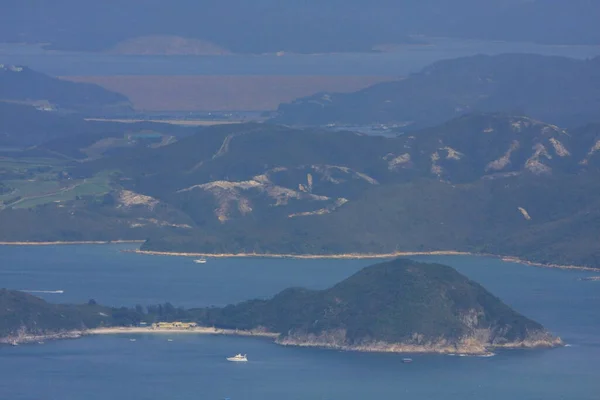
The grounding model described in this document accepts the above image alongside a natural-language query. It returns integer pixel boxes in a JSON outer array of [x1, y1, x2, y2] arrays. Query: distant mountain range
[[0, 65, 132, 115], [2, 114, 599, 268], [0, 65, 199, 148], [1, 1, 598, 53], [273, 54, 600, 129]]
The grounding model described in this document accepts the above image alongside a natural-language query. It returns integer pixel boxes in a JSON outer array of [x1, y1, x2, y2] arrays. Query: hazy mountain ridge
[[1, 1, 598, 53], [0, 65, 132, 115], [273, 54, 600, 129]]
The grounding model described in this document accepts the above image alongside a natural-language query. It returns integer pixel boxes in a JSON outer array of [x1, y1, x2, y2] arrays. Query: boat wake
[[22, 290, 64, 294]]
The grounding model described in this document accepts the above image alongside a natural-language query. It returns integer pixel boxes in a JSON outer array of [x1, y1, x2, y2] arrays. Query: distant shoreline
[[0, 240, 145, 246], [0, 241, 596, 271], [131, 249, 598, 272]]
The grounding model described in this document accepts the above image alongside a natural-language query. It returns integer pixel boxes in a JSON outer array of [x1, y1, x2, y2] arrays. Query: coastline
[[0, 240, 145, 246], [0, 326, 564, 356], [275, 328, 563, 356], [0, 240, 596, 271], [6, 326, 560, 356], [275, 337, 563, 356], [131, 249, 598, 272], [86, 326, 278, 339], [1, 330, 84, 345]]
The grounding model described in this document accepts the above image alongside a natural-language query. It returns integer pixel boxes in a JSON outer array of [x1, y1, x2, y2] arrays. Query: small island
[[1, 259, 562, 354]]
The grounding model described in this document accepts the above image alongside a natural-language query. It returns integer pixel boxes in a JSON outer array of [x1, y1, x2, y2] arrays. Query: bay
[[0, 244, 599, 400]]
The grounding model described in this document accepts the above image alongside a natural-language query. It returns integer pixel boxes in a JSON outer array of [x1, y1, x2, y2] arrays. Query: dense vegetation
[[0, 289, 121, 337], [0, 289, 198, 339], [196, 259, 551, 346], [273, 54, 600, 129], [1, 259, 555, 349], [2, 114, 600, 268]]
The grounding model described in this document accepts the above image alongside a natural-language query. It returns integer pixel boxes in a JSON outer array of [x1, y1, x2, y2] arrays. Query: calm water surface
[[0, 244, 599, 400], [1, 38, 600, 76]]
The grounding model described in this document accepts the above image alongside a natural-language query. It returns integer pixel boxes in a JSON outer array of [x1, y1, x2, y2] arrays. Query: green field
[[1, 156, 114, 209], [10, 174, 113, 209]]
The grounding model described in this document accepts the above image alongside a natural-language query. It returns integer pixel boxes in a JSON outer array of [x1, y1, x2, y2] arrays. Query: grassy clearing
[[0, 180, 61, 201], [0, 157, 68, 170], [9, 173, 113, 209]]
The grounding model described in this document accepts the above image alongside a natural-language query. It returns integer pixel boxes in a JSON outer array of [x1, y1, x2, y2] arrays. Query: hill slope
[[199, 259, 561, 354], [3, 116, 600, 268], [0, 289, 114, 342], [0, 64, 132, 115], [273, 54, 600, 129]]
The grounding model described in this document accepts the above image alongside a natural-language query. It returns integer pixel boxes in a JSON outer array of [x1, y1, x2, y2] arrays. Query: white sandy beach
[[87, 326, 278, 338]]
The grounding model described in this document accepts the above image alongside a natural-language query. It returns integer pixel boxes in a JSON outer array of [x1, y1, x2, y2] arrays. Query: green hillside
[[197, 259, 560, 353], [2, 115, 600, 268]]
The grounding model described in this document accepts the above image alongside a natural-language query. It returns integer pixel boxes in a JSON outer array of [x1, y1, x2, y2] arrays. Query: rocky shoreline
[[0, 330, 84, 346], [275, 330, 564, 356], [2, 326, 562, 357]]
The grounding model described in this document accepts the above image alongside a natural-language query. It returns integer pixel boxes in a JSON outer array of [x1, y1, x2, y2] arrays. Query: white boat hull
[[226, 355, 248, 362]]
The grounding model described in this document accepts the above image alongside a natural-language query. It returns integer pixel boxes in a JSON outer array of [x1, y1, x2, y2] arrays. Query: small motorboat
[[193, 258, 207, 264], [402, 358, 413, 363], [226, 353, 248, 362]]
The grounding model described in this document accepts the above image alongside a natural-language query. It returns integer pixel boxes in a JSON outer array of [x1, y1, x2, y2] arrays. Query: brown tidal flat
[[60, 75, 398, 111]]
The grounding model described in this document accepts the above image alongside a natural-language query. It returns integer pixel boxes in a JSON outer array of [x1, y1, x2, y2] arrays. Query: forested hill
[[0, 259, 562, 353], [272, 54, 600, 129], [198, 259, 560, 353], [2, 115, 600, 268], [0, 289, 110, 340]]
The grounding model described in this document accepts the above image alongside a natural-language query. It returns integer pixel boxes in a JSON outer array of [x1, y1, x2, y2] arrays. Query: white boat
[[226, 354, 248, 362], [193, 258, 207, 264]]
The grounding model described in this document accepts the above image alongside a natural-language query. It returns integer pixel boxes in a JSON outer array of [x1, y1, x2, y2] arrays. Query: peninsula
[[1, 259, 562, 354]]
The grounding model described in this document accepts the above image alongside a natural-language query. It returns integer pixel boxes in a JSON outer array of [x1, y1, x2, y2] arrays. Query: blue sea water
[[1, 38, 600, 77], [0, 244, 599, 400]]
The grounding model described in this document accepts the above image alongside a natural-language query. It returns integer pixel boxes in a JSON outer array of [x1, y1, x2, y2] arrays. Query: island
[[1, 259, 562, 354]]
